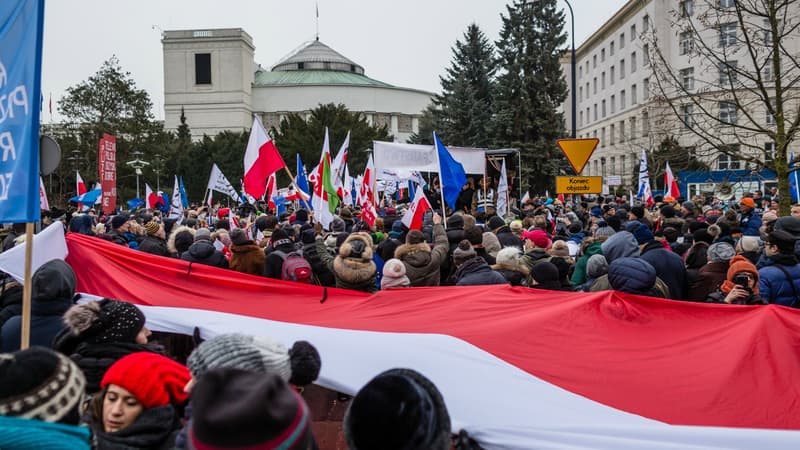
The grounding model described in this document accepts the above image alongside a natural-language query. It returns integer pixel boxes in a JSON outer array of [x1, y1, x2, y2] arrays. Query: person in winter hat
[[530, 260, 564, 291], [706, 255, 765, 305], [1, 259, 76, 351], [264, 227, 298, 279], [758, 230, 800, 306], [688, 242, 735, 301], [578, 254, 608, 292], [607, 257, 666, 298], [520, 229, 553, 270], [0, 347, 91, 449], [228, 228, 265, 276], [344, 368, 452, 450], [300, 228, 336, 287], [453, 240, 508, 286], [181, 228, 229, 269], [317, 232, 378, 292], [190, 368, 317, 450], [735, 236, 762, 265], [628, 221, 688, 300], [382, 258, 411, 289], [138, 220, 169, 257], [53, 299, 156, 394], [393, 213, 449, 286], [167, 225, 195, 258], [87, 352, 189, 449], [464, 225, 496, 265], [491, 247, 530, 286]]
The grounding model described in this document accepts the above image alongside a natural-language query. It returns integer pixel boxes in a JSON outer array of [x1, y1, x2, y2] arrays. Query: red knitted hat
[[101, 352, 190, 409]]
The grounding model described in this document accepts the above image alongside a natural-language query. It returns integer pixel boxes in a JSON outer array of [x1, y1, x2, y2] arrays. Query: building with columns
[[162, 28, 433, 142], [562, 0, 798, 197]]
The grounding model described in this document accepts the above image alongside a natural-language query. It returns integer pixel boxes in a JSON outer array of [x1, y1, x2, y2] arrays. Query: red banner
[[98, 133, 116, 214]]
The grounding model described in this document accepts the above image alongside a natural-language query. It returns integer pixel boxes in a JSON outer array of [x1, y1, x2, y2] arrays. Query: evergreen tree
[[437, 23, 496, 147], [492, 0, 568, 194]]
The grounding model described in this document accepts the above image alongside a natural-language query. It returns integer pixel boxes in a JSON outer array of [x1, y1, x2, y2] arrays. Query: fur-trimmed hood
[[333, 256, 377, 285], [394, 242, 432, 267], [167, 225, 195, 254], [338, 233, 373, 261]]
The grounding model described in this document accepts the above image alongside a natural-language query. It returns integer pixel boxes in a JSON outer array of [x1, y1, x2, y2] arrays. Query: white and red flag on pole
[[311, 128, 335, 229], [243, 117, 286, 200], [39, 177, 49, 210], [145, 184, 162, 209], [266, 173, 277, 211], [76, 172, 87, 210], [331, 131, 350, 198], [401, 184, 431, 230], [664, 161, 681, 199]]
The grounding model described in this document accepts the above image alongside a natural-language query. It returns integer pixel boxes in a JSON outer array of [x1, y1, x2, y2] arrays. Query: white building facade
[[162, 29, 433, 142], [563, 0, 799, 195]]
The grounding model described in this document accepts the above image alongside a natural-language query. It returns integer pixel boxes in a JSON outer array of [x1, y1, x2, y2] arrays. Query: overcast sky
[[41, 0, 628, 122]]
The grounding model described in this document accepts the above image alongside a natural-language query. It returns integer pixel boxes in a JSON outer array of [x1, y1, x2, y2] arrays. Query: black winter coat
[[454, 257, 508, 286], [303, 241, 336, 286], [139, 236, 170, 257], [495, 226, 523, 250], [181, 240, 229, 269], [263, 242, 298, 279], [640, 241, 688, 300]]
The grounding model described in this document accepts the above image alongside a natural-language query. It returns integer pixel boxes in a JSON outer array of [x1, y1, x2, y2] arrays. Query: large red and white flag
[[311, 128, 335, 229], [145, 183, 162, 209], [401, 185, 431, 230], [331, 131, 350, 198], [664, 161, 681, 199], [76, 171, 87, 210], [265, 173, 277, 211], [243, 117, 286, 200], [54, 232, 800, 450]]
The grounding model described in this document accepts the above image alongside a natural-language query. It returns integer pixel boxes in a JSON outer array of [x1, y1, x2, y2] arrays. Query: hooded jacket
[[600, 231, 640, 263], [394, 224, 448, 287], [181, 240, 229, 269], [454, 256, 508, 286], [607, 257, 665, 297], [688, 261, 729, 302], [495, 225, 523, 250], [570, 240, 603, 285], [639, 240, 688, 300], [139, 235, 169, 257], [263, 239, 297, 279], [1, 260, 75, 351], [319, 233, 378, 293], [229, 241, 265, 276], [167, 226, 195, 258], [758, 254, 800, 306]]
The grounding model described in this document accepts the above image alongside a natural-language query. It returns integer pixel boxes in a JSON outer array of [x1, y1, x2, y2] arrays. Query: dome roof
[[271, 39, 365, 75]]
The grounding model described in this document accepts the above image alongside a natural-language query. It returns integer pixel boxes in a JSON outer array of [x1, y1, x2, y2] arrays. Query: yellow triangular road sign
[[557, 138, 599, 175]]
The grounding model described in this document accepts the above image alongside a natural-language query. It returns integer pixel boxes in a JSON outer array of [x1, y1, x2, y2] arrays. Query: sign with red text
[[98, 134, 117, 214]]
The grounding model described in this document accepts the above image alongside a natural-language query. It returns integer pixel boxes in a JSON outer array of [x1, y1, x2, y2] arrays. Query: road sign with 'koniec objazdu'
[[557, 138, 599, 174], [556, 176, 603, 194]]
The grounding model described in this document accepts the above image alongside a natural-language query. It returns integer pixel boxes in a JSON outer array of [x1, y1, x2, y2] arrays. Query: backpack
[[273, 249, 314, 284]]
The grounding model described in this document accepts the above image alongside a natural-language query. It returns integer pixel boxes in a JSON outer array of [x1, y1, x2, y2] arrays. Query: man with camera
[[706, 255, 766, 305]]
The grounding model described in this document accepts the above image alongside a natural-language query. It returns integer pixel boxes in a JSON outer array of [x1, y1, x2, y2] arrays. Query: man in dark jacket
[[452, 240, 507, 286], [300, 229, 335, 286], [464, 225, 496, 265], [759, 230, 800, 306], [627, 221, 687, 300], [1, 260, 76, 351], [608, 257, 666, 298], [739, 198, 762, 237], [138, 220, 169, 257], [263, 228, 296, 279], [181, 228, 229, 269], [394, 213, 448, 286], [488, 216, 523, 250]]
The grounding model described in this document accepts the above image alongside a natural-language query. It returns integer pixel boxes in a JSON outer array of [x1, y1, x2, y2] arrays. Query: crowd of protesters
[[1, 180, 800, 448]]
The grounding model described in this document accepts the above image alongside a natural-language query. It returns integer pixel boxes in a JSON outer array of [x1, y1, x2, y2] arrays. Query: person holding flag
[[395, 209, 449, 287]]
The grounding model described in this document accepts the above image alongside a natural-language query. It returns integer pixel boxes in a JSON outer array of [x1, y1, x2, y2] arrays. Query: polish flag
[[664, 161, 681, 199], [331, 131, 350, 198], [76, 172, 87, 210], [56, 232, 800, 450], [39, 177, 50, 210], [311, 128, 335, 229], [401, 185, 431, 230], [243, 117, 286, 200], [266, 173, 277, 211], [145, 184, 163, 209], [285, 186, 310, 202]]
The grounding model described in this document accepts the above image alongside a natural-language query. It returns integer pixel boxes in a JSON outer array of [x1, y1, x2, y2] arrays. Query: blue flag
[[790, 153, 800, 203], [127, 198, 145, 210], [0, 0, 46, 222], [179, 176, 189, 207], [434, 132, 467, 211], [296, 154, 312, 210], [273, 195, 287, 216], [70, 188, 102, 205], [395, 182, 401, 202], [408, 180, 416, 203]]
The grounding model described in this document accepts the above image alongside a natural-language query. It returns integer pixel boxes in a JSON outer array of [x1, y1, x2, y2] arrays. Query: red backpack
[[273, 249, 314, 284]]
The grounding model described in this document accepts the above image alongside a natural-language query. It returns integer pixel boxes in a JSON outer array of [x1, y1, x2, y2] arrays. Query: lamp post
[[126, 150, 149, 199]]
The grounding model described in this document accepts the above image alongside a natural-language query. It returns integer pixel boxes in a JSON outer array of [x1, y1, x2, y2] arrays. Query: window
[[643, 15, 650, 33], [680, 31, 694, 55], [682, 104, 695, 129], [620, 33, 625, 49], [611, 94, 616, 113], [602, 72, 606, 89], [586, 61, 590, 73], [719, 61, 738, 84], [594, 160, 599, 176], [766, 105, 776, 125], [680, 0, 694, 17], [610, 125, 616, 145], [594, 103, 598, 121], [643, 44, 650, 66], [610, 65, 615, 84], [586, 82, 590, 97], [610, 41, 615, 56], [630, 116, 637, 139], [720, 23, 737, 47], [601, 48, 606, 62], [719, 101, 738, 124], [680, 67, 695, 90], [621, 90, 627, 109], [587, 107, 590, 122], [579, 65, 583, 79], [593, 77, 597, 94], [720, 0, 735, 8], [579, 86, 584, 102], [762, 64, 774, 82], [579, 110, 584, 126], [593, 54, 597, 68], [602, 100, 607, 118], [631, 25, 637, 41], [765, 142, 776, 164], [717, 152, 741, 170], [643, 110, 650, 137], [763, 18, 773, 45], [194, 53, 212, 85], [632, 84, 638, 104], [621, 154, 627, 173], [620, 121, 626, 143], [620, 59, 626, 79], [631, 52, 637, 73], [643, 78, 650, 99]]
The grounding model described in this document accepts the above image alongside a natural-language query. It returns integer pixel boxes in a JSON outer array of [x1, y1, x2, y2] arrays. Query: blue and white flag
[[0, 0, 46, 222], [434, 132, 467, 211], [179, 176, 189, 208], [70, 188, 102, 206], [296, 154, 312, 210], [637, 148, 654, 207], [789, 153, 800, 203]]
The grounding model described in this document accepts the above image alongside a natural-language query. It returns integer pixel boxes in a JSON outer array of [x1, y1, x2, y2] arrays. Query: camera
[[732, 274, 752, 293]]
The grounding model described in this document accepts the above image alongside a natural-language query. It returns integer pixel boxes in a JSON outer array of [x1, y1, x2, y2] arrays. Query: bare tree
[[647, 0, 799, 213]]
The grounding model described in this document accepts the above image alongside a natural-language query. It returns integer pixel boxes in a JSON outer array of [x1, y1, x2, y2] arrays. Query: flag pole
[[19, 223, 34, 349], [282, 166, 313, 212]]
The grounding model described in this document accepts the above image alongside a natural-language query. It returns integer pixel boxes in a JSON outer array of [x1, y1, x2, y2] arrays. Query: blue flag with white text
[[434, 132, 467, 211], [296, 154, 312, 210], [0, 0, 46, 222]]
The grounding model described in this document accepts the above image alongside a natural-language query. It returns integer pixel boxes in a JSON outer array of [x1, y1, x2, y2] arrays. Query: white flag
[[637, 148, 654, 207], [169, 175, 184, 223], [343, 164, 354, 207], [207, 163, 240, 202], [331, 131, 350, 194], [496, 159, 509, 217], [39, 177, 49, 211]]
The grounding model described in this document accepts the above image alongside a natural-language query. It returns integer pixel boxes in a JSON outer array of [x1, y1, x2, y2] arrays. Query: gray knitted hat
[[187, 333, 292, 382], [586, 254, 609, 278], [594, 226, 616, 238], [708, 242, 736, 263]]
